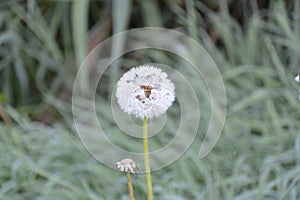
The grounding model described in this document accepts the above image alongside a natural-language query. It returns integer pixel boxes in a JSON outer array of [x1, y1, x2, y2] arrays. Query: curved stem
[[143, 117, 153, 200], [126, 171, 135, 200]]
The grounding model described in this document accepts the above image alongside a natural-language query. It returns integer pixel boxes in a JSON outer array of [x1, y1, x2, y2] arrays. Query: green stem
[[126, 171, 135, 200], [143, 117, 153, 200]]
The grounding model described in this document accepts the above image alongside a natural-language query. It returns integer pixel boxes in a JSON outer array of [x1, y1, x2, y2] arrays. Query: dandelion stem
[[126, 171, 135, 200], [143, 117, 153, 200]]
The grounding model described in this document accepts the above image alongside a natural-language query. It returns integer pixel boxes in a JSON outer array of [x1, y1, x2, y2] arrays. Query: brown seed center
[[140, 85, 153, 98]]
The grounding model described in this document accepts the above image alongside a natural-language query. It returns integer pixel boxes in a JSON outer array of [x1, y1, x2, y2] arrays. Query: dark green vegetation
[[0, 1, 299, 199]]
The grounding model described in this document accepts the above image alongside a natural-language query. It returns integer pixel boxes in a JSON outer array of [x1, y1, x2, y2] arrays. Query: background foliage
[[0, 0, 299, 199]]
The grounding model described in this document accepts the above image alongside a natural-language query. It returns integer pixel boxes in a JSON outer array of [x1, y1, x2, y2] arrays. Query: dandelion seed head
[[115, 65, 175, 119], [115, 158, 138, 174]]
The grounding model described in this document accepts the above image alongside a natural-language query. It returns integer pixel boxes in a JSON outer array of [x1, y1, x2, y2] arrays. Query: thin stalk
[[143, 117, 153, 200], [126, 171, 135, 200]]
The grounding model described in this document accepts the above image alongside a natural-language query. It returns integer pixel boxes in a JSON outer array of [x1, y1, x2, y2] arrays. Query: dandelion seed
[[295, 75, 300, 83], [295, 75, 300, 101], [115, 65, 175, 119]]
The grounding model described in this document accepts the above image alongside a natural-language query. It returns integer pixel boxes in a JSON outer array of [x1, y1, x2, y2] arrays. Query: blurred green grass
[[0, 0, 300, 199]]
